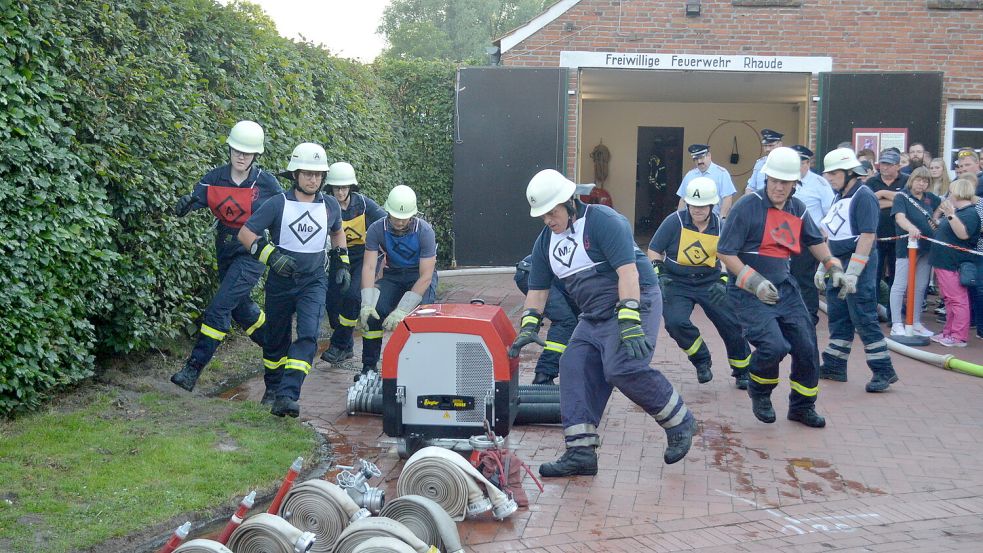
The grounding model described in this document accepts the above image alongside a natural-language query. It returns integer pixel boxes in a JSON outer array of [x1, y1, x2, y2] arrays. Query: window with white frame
[[944, 101, 983, 170]]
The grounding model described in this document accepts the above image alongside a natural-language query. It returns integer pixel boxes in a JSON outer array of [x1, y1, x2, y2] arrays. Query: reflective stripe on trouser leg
[[559, 325, 612, 445], [778, 281, 821, 412], [821, 338, 852, 372], [264, 356, 285, 390], [684, 336, 704, 357], [651, 389, 690, 430], [245, 311, 266, 336], [212, 255, 266, 351], [663, 284, 709, 367], [278, 276, 327, 400], [200, 324, 227, 341], [563, 423, 600, 448], [822, 285, 855, 370], [863, 339, 894, 375], [544, 341, 567, 354]]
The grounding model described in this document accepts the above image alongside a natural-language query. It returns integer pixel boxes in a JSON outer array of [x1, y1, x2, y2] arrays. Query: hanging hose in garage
[[278, 480, 370, 552], [379, 495, 464, 553], [333, 517, 434, 553], [174, 540, 233, 553], [226, 513, 316, 553], [351, 536, 419, 553], [397, 446, 518, 521]]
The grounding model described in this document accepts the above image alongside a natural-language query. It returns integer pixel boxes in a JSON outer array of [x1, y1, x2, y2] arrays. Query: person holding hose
[[718, 147, 841, 428], [647, 176, 751, 389], [509, 169, 696, 477], [170, 120, 283, 394]]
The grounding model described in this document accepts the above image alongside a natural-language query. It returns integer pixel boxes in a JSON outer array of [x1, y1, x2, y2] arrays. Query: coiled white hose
[[226, 513, 317, 553], [379, 495, 463, 553], [279, 479, 371, 552], [396, 446, 517, 521], [351, 537, 419, 553], [173, 539, 233, 553], [333, 517, 432, 553]]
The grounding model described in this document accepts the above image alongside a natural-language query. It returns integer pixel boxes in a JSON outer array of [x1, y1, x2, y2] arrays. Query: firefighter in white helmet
[[717, 147, 843, 428], [170, 120, 282, 394], [647, 176, 752, 389], [357, 185, 438, 378], [510, 169, 696, 477], [238, 142, 348, 418]]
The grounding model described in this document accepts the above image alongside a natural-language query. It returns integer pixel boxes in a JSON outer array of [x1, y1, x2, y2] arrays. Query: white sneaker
[[912, 324, 934, 337], [890, 323, 905, 336]]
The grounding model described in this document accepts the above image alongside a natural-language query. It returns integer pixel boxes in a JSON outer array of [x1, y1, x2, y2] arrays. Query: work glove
[[174, 194, 195, 217], [708, 274, 728, 305], [616, 299, 653, 360], [383, 291, 423, 330], [331, 247, 352, 293], [835, 253, 868, 299], [508, 309, 546, 358], [653, 260, 672, 299], [814, 256, 844, 292], [736, 265, 779, 305], [250, 237, 297, 278], [358, 287, 381, 330]]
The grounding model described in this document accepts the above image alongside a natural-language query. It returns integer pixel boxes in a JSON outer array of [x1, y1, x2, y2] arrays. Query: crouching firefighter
[[509, 169, 697, 477], [170, 120, 283, 392], [514, 254, 580, 385], [817, 148, 899, 392], [238, 142, 348, 417], [357, 185, 438, 378], [321, 162, 388, 365], [647, 176, 752, 389], [717, 147, 843, 428]]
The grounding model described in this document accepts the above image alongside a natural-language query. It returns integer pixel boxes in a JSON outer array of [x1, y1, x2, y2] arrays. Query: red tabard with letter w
[[759, 208, 802, 258], [207, 186, 258, 229]]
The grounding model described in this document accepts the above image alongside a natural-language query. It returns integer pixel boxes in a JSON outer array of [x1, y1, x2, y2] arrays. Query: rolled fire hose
[[333, 517, 431, 553], [351, 537, 419, 553], [278, 480, 371, 552], [397, 446, 518, 521], [379, 495, 464, 553], [514, 403, 561, 425], [173, 540, 233, 553], [818, 300, 983, 378], [226, 513, 317, 553]]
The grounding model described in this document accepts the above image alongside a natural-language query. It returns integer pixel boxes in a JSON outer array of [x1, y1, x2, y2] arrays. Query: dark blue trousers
[[188, 254, 266, 369], [361, 269, 437, 368], [514, 270, 579, 378], [663, 278, 751, 378], [263, 272, 328, 401], [730, 278, 820, 412], [326, 257, 364, 350]]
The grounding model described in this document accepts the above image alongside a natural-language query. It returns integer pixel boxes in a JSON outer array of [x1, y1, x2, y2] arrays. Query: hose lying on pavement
[[514, 403, 561, 424], [397, 446, 518, 521], [333, 517, 431, 553], [278, 480, 371, 551], [174, 540, 233, 553], [351, 536, 419, 553], [379, 495, 464, 553], [226, 513, 316, 553]]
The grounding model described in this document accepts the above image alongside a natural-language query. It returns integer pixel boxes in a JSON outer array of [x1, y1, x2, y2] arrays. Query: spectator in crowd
[[929, 177, 981, 347], [866, 149, 909, 287], [973, 196, 983, 340], [955, 149, 983, 195], [928, 158, 952, 198], [902, 143, 928, 176], [888, 167, 940, 337], [858, 149, 877, 165]]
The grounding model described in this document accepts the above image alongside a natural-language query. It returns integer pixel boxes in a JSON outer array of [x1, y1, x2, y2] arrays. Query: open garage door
[[452, 67, 567, 266]]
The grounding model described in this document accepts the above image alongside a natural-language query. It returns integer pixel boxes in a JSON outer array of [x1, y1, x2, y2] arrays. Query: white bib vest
[[548, 206, 599, 279], [278, 198, 329, 253], [820, 196, 857, 243]]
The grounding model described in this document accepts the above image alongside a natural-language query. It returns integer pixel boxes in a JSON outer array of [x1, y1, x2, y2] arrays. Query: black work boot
[[788, 407, 826, 428], [321, 345, 354, 364], [664, 418, 696, 464], [271, 396, 300, 418], [532, 372, 556, 385], [539, 446, 598, 477], [819, 364, 847, 382], [750, 393, 776, 423], [694, 360, 713, 384], [170, 361, 204, 392], [865, 370, 899, 393], [734, 370, 749, 390], [260, 388, 276, 406]]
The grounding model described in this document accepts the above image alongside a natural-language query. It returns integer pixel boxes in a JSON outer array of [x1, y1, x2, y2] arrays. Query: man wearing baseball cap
[[676, 144, 737, 219], [745, 129, 784, 194], [866, 148, 909, 287]]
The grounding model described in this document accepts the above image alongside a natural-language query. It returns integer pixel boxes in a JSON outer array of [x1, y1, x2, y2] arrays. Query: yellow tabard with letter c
[[343, 213, 367, 246], [675, 227, 719, 267]]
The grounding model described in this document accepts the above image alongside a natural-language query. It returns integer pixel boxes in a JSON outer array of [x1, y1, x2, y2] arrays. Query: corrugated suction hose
[[379, 495, 464, 553], [226, 513, 316, 553], [333, 517, 432, 553], [173, 540, 233, 553], [279, 480, 371, 552], [351, 536, 419, 553], [397, 446, 517, 521]]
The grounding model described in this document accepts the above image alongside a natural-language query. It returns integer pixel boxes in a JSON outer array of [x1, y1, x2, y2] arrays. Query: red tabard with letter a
[[759, 208, 802, 258], [207, 186, 257, 229]]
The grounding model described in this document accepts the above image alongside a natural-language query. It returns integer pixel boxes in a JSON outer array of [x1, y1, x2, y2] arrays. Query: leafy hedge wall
[[0, 0, 456, 415]]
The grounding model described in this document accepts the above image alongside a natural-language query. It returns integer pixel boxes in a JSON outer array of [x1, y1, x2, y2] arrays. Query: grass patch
[[0, 386, 318, 552]]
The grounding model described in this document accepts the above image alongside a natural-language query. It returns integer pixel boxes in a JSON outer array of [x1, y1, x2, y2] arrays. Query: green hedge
[[0, 0, 456, 415]]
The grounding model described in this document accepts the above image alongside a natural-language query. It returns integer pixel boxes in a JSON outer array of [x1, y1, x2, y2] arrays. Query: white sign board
[[559, 51, 832, 74]]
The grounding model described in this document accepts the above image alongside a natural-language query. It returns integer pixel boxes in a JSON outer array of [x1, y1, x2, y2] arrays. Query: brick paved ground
[[235, 274, 983, 552]]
